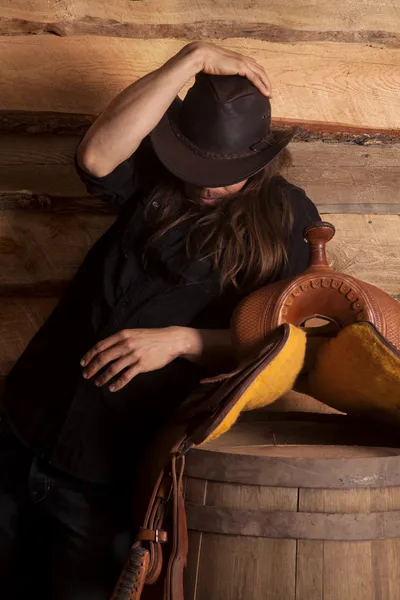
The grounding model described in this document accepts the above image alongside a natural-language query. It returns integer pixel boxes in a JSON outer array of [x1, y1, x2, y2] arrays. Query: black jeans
[[0, 417, 132, 600]]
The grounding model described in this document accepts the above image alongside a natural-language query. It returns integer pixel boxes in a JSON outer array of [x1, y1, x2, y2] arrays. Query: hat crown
[[177, 73, 272, 156]]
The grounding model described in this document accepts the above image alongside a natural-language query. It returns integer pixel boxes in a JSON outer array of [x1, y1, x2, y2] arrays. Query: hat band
[[169, 115, 275, 161]]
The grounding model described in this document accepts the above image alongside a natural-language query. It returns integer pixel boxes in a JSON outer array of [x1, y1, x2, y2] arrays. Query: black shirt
[[2, 138, 320, 483]]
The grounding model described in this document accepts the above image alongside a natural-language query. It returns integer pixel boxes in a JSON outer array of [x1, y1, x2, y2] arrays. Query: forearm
[[77, 43, 204, 177], [172, 327, 237, 372]]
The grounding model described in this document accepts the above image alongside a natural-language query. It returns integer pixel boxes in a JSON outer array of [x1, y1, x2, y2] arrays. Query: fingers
[[80, 329, 132, 368], [252, 64, 272, 97], [82, 345, 129, 379], [109, 364, 143, 393], [240, 64, 270, 97], [234, 56, 271, 97], [203, 45, 272, 97], [234, 49, 272, 96], [94, 355, 138, 387]]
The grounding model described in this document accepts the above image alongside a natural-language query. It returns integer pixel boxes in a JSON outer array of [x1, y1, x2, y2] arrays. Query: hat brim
[[150, 98, 298, 188]]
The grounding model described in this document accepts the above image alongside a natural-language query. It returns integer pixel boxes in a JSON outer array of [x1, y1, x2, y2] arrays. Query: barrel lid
[[186, 415, 400, 488]]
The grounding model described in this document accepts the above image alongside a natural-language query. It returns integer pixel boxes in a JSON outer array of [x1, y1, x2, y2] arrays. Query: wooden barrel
[[184, 414, 400, 600]]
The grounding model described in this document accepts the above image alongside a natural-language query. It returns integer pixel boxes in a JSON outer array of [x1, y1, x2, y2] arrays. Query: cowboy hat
[[150, 72, 298, 188]]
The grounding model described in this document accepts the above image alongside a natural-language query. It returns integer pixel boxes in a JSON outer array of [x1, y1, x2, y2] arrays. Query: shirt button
[[121, 300, 129, 307]]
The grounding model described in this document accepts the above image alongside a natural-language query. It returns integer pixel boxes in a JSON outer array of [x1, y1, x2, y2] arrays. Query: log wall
[[1, 1, 399, 385]]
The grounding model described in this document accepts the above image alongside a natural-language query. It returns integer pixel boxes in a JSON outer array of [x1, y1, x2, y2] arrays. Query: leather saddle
[[110, 221, 400, 600], [232, 220, 400, 355]]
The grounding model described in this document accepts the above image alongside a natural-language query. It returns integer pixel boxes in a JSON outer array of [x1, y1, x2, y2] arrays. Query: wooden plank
[[323, 543, 374, 600], [205, 481, 298, 511], [0, 210, 114, 285], [371, 539, 400, 600], [1, 0, 400, 47], [290, 143, 400, 168], [297, 538, 400, 599], [1, 134, 399, 214], [287, 141, 400, 212], [0, 166, 88, 198], [0, 132, 114, 208], [0, 111, 92, 135], [0, 193, 115, 213], [186, 477, 297, 600], [297, 487, 400, 600], [0, 281, 69, 298], [0, 211, 398, 293], [0, 297, 57, 375], [2, 111, 399, 144], [296, 541, 324, 600], [194, 534, 296, 600], [185, 531, 203, 600], [323, 214, 400, 296], [0, 133, 79, 165], [184, 478, 207, 600], [1, 37, 400, 131], [316, 204, 400, 215], [299, 487, 400, 514]]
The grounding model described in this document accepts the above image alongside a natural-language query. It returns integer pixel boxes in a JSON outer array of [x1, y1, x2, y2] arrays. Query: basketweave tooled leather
[[231, 222, 400, 354]]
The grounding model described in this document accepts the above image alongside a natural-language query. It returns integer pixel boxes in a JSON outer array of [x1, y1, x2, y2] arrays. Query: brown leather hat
[[150, 72, 298, 188]]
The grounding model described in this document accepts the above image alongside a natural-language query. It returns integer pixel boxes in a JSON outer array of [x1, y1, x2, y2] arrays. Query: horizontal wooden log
[[2, 19, 400, 50], [286, 142, 400, 212], [0, 165, 87, 198], [2, 111, 400, 144], [0, 297, 58, 375], [326, 214, 400, 295], [1, 134, 399, 213], [0, 210, 114, 286], [0, 132, 79, 165], [0, 281, 69, 297], [4, 133, 399, 169], [2, 190, 398, 216], [0, 133, 105, 205], [0, 209, 398, 292], [291, 143, 400, 168], [1, 0, 400, 47], [320, 204, 400, 215], [1, 37, 400, 131], [0, 193, 116, 213], [0, 212, 398, 374], [0, 111, 93, 135]]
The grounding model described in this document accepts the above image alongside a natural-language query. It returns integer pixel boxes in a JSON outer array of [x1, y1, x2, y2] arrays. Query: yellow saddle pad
[[203, 324, 306, 443], [195, 321, 400, 445], [308, 321, 400, 421]]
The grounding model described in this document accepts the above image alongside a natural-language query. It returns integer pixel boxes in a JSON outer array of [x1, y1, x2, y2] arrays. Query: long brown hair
[[144, 144, 294, 292]]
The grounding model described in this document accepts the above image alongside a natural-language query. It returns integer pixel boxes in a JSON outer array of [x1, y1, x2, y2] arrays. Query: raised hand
[[188, 42, 272, 97]]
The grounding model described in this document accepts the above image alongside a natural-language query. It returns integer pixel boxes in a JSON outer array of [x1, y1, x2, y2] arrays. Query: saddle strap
[[164, 454, 188, 600], [137, 472, 171, 585], [115, 452, 188, 600], [110, 543, 150, 600]]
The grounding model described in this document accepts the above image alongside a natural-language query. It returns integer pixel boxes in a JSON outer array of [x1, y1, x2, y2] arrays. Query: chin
[[200, 197, 220, 206]]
